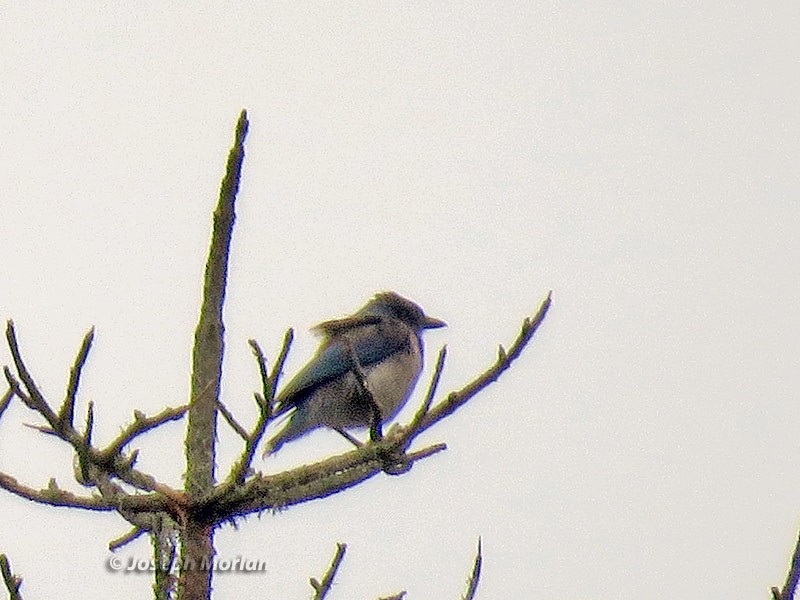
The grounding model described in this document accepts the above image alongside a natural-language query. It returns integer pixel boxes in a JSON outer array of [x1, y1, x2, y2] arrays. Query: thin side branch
[[58, 327, 95, 428], [102, 405, 188, 459], [109, 526, 147, 552], [222, 330, 294, 489], [413, 292, 551, 437], [4, 322, 58, 425], [0, 554, 23, 600], [216, 399, 249, 441], [0, 472, 116, 511], [4, 324, 186, 511], [248, 339, 270, 414], [462, 538, 482, 600], [0, 387, 13, 424], [310, 543, 347, 600], [408, 346, 447, 431], [773, 527, 800, 600], [268, 329, 294, 403]]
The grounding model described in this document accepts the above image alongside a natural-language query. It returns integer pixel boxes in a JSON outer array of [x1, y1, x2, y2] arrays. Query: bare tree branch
[[0, 554, 23, 600], [411, 292, 551, 439], [58, 327, 94, 429], [408, 346, 447, 432], [248, 338, 270, 414], [101, 405, 188, 459], [773, 527, 800, 600], [4, 321, 59, 426], [109, 526, 147, 551], [216, 399, 249, 441], [181, 108, 249, 600], [0, 386, 13, 423], [310, 543, 347, 600], [222, 329, 294, 490], [204, 439, 445, 521], [0, 472, 115, 511], [462, 538, 482, 600]]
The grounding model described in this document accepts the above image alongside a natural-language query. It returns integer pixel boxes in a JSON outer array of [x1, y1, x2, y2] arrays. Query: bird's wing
[[274, 321, 410, 412], [311, 314, 382, 337]]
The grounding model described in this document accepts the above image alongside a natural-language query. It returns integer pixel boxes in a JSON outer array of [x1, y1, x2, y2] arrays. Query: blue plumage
[[264, 292, 445, 454]]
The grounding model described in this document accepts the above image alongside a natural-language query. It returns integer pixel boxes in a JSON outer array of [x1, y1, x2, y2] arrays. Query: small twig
[[462, 537, 482, 600], [380, 441, 447, 476], [773, 527, 800, 600], [5, 322, 185, 506], [2, 372, 30, 426], [102, 405, 188, 459], [408, 346, 447, 431], [0, 554, 23, 600], [412, 292, 551, 438], [0, 387, 13, 424], [223, 330, 294, 488], [0, 471, 115, 511], [401, 442, 446, 463], [20, 423, 58, 436], [310, 543, 347, 600], [83, 401, 95, 447], [58, 327, 95, 429], [266, 329, 293, 411], [109, 526, 147, 551], [4, 321, 59, 426], [216, 399, 249, 441], [248, 339, 270, 414]]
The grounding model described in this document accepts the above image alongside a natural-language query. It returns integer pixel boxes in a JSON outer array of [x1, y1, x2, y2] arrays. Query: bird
[[263, 292, 445, 455]]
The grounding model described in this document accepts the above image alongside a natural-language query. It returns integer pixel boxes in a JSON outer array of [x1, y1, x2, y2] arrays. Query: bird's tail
[[261, 410, 311, 457]]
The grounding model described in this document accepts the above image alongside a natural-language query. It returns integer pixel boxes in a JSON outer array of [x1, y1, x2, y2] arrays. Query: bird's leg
[[333, 428, 364, 448], [368, 406, 383, 442], [343, 339, 383, 443]]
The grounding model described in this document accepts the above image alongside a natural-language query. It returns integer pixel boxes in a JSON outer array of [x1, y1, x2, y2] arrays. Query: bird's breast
[[363, 334, 422, 421]]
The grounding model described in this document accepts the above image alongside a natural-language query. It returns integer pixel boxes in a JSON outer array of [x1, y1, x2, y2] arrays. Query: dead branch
[[0, 472, 114, 510], [0, 554, 22, 600], [462, 538, 482, 600], [180, 108, 249, 600], [222, 329, 293, 490], [58, 327, 94, 428], [101, 405, 189, 460], [773, 526, 800, 600], [310, 543, 347, 600]]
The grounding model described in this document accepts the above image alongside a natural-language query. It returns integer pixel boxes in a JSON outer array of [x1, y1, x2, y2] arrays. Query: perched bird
[[264, 292, 445, 455]]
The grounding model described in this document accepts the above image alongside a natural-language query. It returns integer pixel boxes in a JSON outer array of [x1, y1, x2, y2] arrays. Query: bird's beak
[[423, 316, 446, 329]]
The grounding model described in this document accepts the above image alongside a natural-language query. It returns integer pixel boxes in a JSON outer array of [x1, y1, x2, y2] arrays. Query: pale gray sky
[[1, 3, 798, 599]]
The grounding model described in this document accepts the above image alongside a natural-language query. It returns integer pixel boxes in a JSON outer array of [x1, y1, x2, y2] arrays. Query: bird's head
[[366, 291, 446, 331]]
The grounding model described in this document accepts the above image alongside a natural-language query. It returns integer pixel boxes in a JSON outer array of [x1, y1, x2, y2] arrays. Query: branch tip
[[311, 542, 347, 600], [0, 553, 23, 600]]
